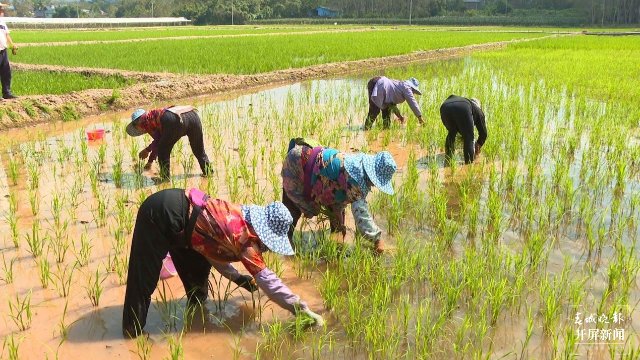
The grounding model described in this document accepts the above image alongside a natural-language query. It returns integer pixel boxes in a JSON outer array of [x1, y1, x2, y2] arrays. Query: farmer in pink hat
[[365, 76, 424, 130], [127, 105, 212, 181], [281, 138, 397, 254], [122, 188, 324, 338]]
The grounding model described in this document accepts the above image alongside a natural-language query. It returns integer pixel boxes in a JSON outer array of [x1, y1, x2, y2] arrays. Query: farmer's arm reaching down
[[241, 244, 324, 325], [472, 102, 487, 148], [351, 199, 381, 242]]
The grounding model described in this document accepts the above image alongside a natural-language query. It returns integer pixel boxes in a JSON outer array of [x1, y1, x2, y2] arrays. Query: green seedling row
[[16, 31, 545, 75], [11, 70, 134, 96]]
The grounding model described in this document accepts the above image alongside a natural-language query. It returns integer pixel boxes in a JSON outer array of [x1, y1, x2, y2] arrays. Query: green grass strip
[[12, 70, 134, 95], [15, 31, 544, 75]]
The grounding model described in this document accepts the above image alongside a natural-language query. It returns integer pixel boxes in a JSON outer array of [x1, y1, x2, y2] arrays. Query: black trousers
[[440, 100, 476, 164], [364, 77, 391, 130], [282, 189, 345, 246], [157, 111, 212, 180], [122, 188, 212, 337], [0, 49, 12, 98]]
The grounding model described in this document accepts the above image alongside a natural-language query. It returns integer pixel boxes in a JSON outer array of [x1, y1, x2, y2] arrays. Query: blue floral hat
[[344, 153, 369, 196], [126, 109, 147, 137], [345, 151, 397, 195], [405, 77, 422, 95], [241, 202, 294, 256]]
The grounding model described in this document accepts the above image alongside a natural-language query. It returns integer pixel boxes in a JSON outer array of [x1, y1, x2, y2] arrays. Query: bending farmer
[[440, 95, 487, 164], [281, 139, 397, 253], [127, 106, 212, 180], [365, 76, 424, 130], [122, 188, 324, 337]]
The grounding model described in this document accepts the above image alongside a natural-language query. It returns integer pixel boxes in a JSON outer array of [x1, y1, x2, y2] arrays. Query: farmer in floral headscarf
[[127, 105, 212, 181], [281, 138, 397, 254], [122, 188, 324, 338]]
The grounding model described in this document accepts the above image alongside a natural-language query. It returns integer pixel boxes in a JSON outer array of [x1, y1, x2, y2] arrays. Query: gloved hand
[[301, 308, 325, 327], [373, 239, 385, 255], [11, 46, 17, 56], [418, 116, 425, 126], [233, 274, 258, 292], [138, 148, 151, 160]]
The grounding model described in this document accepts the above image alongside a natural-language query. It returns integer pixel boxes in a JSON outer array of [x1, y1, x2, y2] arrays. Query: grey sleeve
[[210, 261, 241, 282], [351, 198, 381, 242], [403, 87, 422, 118]]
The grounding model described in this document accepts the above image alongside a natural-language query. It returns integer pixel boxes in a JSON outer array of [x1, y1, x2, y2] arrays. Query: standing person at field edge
[[127, 105, 212, 181], [0, 4, 18, 100], [439, 95, 487, 164], [365, 76, 424, 130], [281, 138, 396, 254], [122, 188, 324, 337]]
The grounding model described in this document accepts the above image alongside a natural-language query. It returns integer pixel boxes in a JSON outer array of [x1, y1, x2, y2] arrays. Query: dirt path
[[0, 34, 566, 130]]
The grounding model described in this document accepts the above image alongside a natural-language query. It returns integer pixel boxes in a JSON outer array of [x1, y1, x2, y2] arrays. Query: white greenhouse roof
[[4, 17, 190, 26]]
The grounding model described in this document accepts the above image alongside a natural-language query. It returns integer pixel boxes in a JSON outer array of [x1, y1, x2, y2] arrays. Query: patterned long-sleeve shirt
[[282, 145, 365, 233]]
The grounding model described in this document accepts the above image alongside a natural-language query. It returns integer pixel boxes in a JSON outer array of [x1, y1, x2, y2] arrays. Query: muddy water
[[0, 78, 371, 359], [1, 68, 639, 359]]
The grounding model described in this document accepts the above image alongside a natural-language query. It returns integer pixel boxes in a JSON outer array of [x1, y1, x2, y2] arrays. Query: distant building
[[34, 5, 56, 18], [463, 0, 484, 10], [310, 6, 339, 18]]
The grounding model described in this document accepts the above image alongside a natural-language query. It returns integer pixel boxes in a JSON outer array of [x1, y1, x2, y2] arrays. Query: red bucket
[[87, 129, 105, 141]]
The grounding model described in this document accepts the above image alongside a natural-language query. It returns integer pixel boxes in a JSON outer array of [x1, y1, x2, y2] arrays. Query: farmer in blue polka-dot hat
[[123, 188, 324, 338], [282, 138, 397, 254]]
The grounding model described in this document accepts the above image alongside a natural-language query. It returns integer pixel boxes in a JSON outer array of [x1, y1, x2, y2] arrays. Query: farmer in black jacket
[[127, 105, 212, 180], [440, 95, 487, 164]]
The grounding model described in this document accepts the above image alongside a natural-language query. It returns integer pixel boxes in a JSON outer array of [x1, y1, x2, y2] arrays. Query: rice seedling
[[112, 149, 124, 188], [85, 267, 106, 307], [164, 331, 185, 360], [37, 257, 50, 288], [135, 332, 152, 360], [28, 188, 39, 216], [2, 333, 21, 360], [52, 263, 75, 298], [8, 290, 33, 331], [74, 230, 92, 267], [58, 300, 70, 344], [25, 220, 46, 258], [92, 192, 109, 228], [1, 254, 16, 284], [5, 191, 19, 247], [154, 281, 179, 331], [6, 152, 19, 185], [113, 254, 129, 285]]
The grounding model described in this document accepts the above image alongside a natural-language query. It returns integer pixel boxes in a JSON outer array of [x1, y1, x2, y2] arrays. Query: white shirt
[[0, 20, 9, 50]]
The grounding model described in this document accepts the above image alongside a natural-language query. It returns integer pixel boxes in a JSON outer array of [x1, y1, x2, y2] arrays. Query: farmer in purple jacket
[[365, 76, 424, 130], [122, 188, 324, 337]]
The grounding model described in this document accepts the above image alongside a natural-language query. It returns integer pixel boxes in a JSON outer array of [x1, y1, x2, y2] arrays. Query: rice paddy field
[[0, 25, 639, 359]]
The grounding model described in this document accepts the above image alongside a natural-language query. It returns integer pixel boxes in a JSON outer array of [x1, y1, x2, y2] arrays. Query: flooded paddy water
[[1, 58, 639, 359]]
